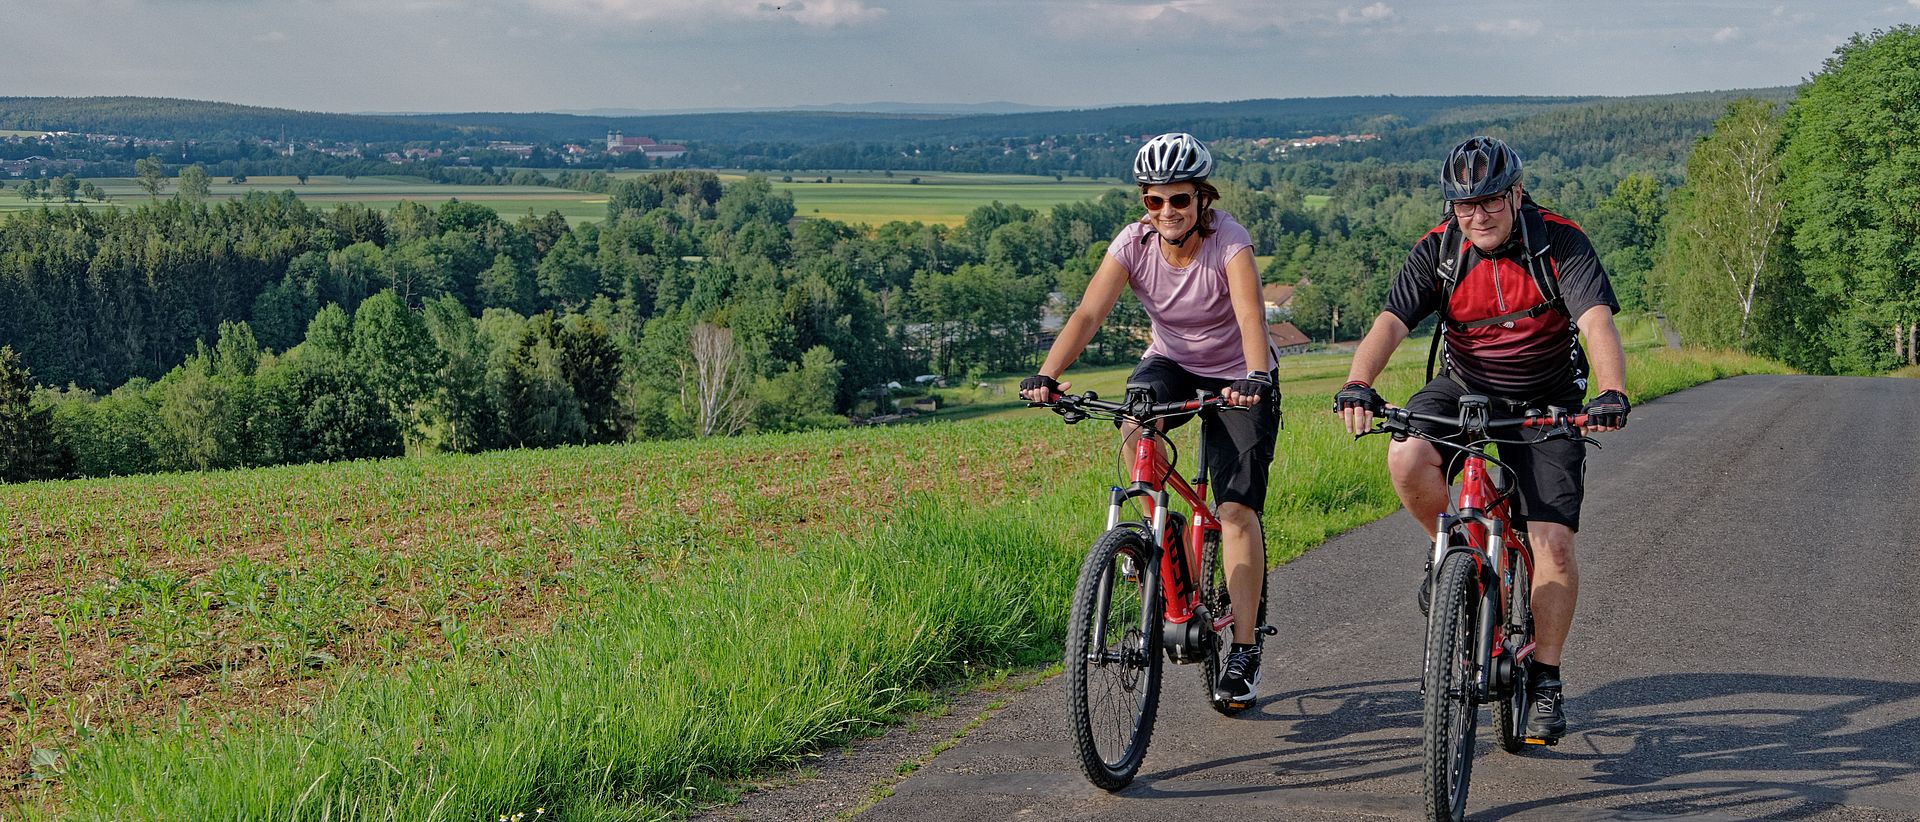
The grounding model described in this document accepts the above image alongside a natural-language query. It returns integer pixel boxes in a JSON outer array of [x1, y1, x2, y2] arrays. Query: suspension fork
[[1086, 542, 1162, 664]]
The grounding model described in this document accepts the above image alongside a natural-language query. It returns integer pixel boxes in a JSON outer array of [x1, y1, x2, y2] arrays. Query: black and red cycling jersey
[[1383, 204, 1620, 402]]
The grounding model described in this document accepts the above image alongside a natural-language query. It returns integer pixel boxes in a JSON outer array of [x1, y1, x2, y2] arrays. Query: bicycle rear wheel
[[1064, 525, 1164, 790], [1497, 543, 1534, 754], [1422, 551, 1482, 822]]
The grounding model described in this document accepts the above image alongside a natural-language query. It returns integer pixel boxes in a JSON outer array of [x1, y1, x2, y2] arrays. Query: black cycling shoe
[[1215, 643, 1262, 706], [1525, 677, 1566, 742]]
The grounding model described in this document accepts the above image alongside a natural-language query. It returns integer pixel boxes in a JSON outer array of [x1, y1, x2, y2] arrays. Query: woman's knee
[[1216, 501, 1261, 533]]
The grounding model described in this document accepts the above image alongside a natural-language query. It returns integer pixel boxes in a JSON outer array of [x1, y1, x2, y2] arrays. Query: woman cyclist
[[1021, 132, 1280, 708]]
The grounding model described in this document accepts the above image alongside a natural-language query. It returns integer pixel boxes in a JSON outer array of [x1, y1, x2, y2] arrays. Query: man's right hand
[[1020, 374, 1066, 402], [1334, 380, 1384, 436]]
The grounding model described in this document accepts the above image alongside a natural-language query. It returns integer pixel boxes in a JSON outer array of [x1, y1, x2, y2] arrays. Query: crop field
[[0, 330, 1789, 819], [722, 171, 1121, 227], [0, 171, 1126, 228], [0, 175, 609, 224]]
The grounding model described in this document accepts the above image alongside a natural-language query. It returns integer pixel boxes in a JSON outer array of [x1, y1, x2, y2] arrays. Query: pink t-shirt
[[1107, 210, 1260, 378]]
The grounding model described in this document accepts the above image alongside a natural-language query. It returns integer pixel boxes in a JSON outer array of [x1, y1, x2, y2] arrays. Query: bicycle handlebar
[[1361, 402, 1597, 449], [1378, 406, 1590, 433], [1028, 390, 1241, 425]]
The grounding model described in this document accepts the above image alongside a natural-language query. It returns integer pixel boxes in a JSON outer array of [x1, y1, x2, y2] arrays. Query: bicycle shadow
[[1474, 672, 1920, 820], [1143, 677, 1426, 789], [1130, 673, 1920, 820]]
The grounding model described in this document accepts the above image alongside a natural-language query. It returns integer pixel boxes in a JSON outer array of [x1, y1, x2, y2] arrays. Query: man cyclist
[[1021, 133, 1280, 709], [1333, 136, 1630, 742]]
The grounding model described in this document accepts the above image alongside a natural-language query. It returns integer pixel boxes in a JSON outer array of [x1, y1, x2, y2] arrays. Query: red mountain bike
[[1361, 395, 1594, 822], [1034, 389, 1273, 790]]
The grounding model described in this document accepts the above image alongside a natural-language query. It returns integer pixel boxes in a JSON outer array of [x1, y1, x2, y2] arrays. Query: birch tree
[[683, 322, 755, 437], [1652, 98, 1786, 349]]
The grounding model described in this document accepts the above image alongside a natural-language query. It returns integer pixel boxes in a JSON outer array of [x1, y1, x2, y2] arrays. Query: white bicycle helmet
[[1133, 132, 1213, 185]]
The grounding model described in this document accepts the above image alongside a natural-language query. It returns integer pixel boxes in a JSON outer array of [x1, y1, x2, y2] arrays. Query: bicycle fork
[[1424, 514, 1509, 704]]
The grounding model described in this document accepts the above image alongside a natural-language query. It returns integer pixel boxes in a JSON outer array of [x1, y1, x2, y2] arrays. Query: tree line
[[0, 169, 1152, 479], [23, 43, 1909, 483], [1651, 26, 1920, 373]]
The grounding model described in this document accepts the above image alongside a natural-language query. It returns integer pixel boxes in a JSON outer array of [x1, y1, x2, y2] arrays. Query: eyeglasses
[[1450, 190, 1512, 218], [1142, 192, 1195, 211]]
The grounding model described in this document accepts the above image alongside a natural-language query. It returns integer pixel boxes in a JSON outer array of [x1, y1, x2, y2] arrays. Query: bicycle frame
[[1432, 444, 1534, 702], [1104, 425, 1230, 634]]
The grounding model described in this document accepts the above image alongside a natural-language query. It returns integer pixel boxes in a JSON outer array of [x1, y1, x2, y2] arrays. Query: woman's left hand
[[1225, 370, 1275, 407]]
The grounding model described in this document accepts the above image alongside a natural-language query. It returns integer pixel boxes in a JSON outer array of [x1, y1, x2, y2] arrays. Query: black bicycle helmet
[[1442, 136, 1522, 201], [1133, 133, 1213, 185]]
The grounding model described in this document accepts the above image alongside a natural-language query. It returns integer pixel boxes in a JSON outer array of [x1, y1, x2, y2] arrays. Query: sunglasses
[[1142, 192, 1195, 211]]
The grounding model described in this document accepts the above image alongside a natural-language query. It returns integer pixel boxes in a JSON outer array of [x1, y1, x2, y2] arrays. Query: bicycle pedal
[[1522, 736, 1559, 746]]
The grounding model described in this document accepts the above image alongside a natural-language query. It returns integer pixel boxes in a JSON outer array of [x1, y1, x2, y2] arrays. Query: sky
[[3, 0, 1918, 114]]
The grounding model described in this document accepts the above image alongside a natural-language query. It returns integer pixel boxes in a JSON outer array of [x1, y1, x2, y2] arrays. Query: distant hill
[[0, 96, 480, 142], [554, 101, 1060, 116], [400, 95, 1601, 145], [0, 89, 1797, 168]]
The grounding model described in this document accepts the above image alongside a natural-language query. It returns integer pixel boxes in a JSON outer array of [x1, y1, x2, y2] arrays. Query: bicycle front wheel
[[1064, 525, 1164, 790], [1422, 551, 1483, 822]]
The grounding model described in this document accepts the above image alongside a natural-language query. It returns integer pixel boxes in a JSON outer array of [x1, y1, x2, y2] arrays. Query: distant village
[[0, 129, 689, 177]]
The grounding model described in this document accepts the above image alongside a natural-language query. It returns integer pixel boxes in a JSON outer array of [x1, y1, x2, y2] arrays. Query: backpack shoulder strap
[[1520, 200, 1565, 309], [1426, 217, 1466, 382]]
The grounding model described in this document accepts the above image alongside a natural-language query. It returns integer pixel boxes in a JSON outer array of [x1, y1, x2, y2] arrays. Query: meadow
[[0, 171, 1124, 228], [0, 320, 1790, 819]]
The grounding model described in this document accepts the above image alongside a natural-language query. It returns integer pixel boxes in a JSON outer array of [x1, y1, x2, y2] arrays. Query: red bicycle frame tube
[[1449, 414, 1584, 660], [1130, 429, 1218, 627]]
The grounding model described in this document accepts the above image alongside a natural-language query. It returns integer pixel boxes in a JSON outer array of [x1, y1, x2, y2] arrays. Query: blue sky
[[4, 0, 1917, 113]]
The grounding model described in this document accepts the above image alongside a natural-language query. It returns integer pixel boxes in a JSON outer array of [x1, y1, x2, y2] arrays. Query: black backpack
[[1425, 198, 1567, 382]]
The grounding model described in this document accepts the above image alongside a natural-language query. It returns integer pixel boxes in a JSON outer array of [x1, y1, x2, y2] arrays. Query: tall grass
[[51, 493, 1091, 821], [24, 343, 1789, 820]]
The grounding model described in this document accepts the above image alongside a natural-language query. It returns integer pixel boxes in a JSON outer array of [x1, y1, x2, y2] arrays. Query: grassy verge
[[12, 340, 1788, 820]]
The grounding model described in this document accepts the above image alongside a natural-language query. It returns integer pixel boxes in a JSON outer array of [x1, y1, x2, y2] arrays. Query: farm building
[[606, 132, 688, 159]]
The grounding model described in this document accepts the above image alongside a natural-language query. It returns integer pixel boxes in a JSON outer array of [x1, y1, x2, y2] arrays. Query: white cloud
[[533, 0, 886, 28], [1474, 19, 1542, 36], [1712, 26, 1740, 43], [1337, 2, 1393, 24]]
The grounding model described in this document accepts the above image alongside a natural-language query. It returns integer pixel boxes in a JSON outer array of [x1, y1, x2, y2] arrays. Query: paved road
[[863, 375, 1920, 821]]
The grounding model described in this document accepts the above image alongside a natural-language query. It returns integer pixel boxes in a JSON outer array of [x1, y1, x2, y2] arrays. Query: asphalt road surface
[[862, 375, 1920, 821]]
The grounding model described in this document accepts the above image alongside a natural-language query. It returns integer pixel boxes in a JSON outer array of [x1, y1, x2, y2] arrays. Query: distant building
[[605, 131, 688, 159], [1268, 322, 1312, 357], [1262, 281, 1299, 321]]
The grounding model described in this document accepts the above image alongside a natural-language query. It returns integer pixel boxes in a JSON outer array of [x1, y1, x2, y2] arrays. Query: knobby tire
[[1064, 525, 1163, 790], [1422, 551, 1481, 822]]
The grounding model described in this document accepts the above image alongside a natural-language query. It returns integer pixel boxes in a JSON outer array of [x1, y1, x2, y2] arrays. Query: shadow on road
[[1477, 673, 1920, 820], [1104, 673, 1920, 820]]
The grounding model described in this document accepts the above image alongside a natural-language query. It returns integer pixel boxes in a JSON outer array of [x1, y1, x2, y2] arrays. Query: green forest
[[2, 27, 1916, 484]]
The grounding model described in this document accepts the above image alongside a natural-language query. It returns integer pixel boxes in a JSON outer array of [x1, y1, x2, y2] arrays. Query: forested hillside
[[4, 21, 1916, 485]]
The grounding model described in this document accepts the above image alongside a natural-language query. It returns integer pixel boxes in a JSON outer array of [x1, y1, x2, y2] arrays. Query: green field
[[0, 171, 1126, 228], [0, 328, 1790, 818], [697, 170, 1121, 227]]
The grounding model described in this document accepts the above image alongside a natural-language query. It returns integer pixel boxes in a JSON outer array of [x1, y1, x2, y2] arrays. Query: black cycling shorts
[[1404, 375, 1588, 532], [1125, 356, 1280, 515]]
